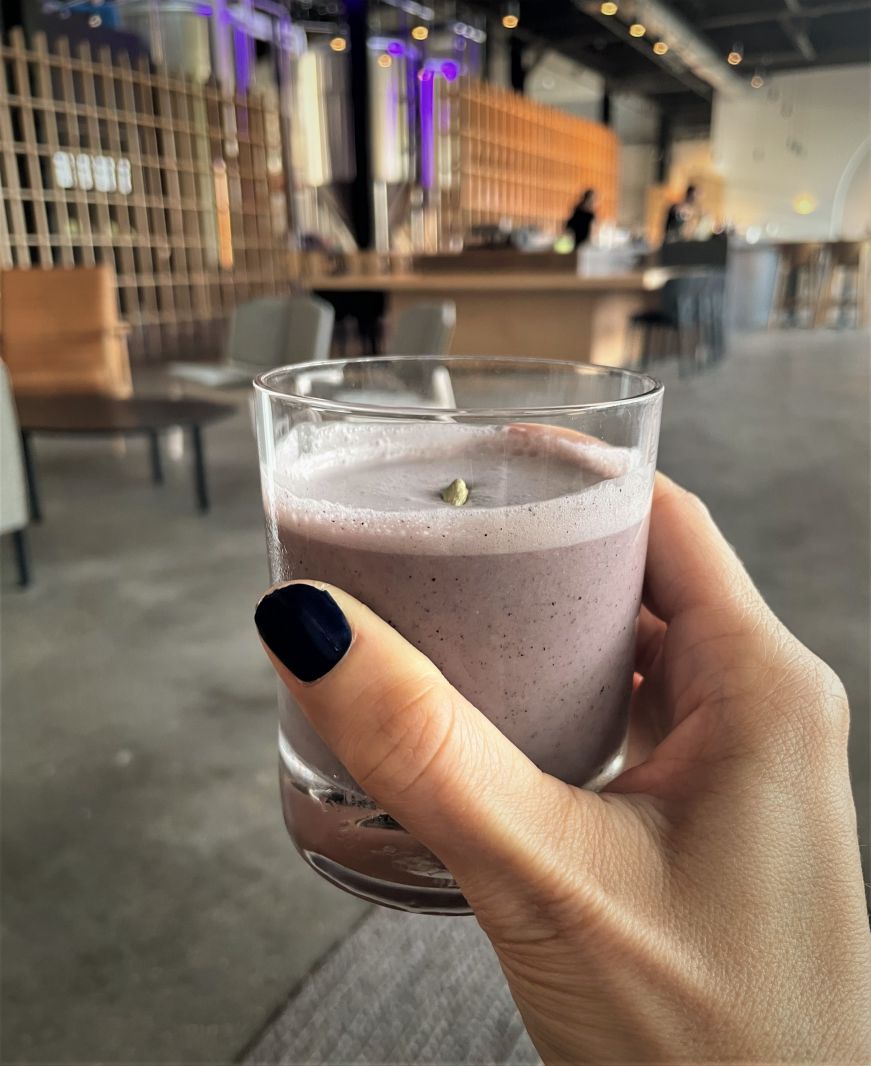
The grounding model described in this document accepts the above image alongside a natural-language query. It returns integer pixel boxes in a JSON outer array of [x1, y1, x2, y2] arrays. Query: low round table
[[15, 395, 236, 517]]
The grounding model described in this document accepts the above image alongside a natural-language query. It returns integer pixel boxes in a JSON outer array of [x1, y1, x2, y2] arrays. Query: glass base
[[301, 851, 472, 915], [279, 728, 626, 916]]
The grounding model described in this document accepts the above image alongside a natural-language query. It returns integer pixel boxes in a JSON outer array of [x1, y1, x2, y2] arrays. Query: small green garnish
[[440, 477, 470, 507]]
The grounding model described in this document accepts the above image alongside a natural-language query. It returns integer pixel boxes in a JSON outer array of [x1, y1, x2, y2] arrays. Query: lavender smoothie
[[263, 421, 654, 909]]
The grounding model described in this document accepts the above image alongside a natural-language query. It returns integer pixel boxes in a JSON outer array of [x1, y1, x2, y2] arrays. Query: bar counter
[[305, 270, 671, 365]]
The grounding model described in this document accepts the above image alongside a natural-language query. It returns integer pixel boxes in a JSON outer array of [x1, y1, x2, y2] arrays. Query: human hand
[[255, 474, 871, 1065]]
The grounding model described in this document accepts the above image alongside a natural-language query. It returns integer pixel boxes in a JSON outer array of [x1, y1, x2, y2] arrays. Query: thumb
[[254, 580, 581, 900]]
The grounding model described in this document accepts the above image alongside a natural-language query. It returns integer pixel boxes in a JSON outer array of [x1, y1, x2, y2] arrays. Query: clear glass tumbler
[[255, 356, 663, 915]]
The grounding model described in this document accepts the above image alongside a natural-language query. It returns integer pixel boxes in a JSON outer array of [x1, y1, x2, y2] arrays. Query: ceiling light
[[88, 13, 102, 26], [377, 53, 393, 67], [502, 1, 519, 29], [653, 40, 668, 55], [629, 23, 646, 38], [727, 41, 744, 65], [411, 24, 429, 40], [750, 71, 764, 88], [600, 1, 618, 14], [329, 36, 347, 51], [793, 193, 817, 216]]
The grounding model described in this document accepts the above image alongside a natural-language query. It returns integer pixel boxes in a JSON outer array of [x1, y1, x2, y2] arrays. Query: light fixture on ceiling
[[377, 53, 393, 67], [750, 70, 764, 88], [600, 1, 618, 14], [411, 24, 429, 40], [88, 13, 102, 26], [793, 193, 817, 216], [652, 40, 668, 55], [502, 2, 519, 29], [329, 36, 347, 51], [727, 41, 744, 65], [629, 22, 646, 37]]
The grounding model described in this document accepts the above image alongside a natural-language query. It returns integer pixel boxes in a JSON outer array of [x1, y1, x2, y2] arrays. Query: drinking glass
[[255, 356, 663, 914]]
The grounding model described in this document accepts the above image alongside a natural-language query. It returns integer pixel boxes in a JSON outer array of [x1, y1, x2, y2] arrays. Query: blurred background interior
[[0, 0, 868, 1062]]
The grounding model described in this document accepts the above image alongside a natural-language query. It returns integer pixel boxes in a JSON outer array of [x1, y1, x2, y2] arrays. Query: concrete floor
[[1, 329, 868, 1064]]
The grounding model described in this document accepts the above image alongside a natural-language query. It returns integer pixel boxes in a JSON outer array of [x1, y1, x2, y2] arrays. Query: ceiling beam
[[577, 4, 717, 99], [617, 73, 710, 94], [781, 0, 817, 60], [700, 0, 871, 30], [744, 42, 869, 65]]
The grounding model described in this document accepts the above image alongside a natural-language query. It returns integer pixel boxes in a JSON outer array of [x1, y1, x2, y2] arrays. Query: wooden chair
[[0, 265, 132, 397], [769, 243, 826, 328], [814, 241, 870, 328]]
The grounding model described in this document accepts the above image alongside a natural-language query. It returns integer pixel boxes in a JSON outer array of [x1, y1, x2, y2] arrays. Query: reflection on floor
[[1, 329, 868, 1064]]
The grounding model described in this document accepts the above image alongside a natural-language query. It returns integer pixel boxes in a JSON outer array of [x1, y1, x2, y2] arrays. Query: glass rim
[[254, 355, 663, 419]]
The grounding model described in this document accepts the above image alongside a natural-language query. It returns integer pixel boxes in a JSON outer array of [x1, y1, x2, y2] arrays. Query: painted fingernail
[[255, 584, 352, 683]]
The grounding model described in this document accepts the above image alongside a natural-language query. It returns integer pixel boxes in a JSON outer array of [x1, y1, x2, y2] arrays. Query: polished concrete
[[1, 329, 868, 1063]]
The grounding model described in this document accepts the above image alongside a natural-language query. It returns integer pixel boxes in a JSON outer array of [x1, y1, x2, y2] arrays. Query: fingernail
[[255, 584, 352, 683]]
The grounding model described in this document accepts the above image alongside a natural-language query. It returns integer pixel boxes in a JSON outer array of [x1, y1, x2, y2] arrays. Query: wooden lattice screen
[[454, 78, 620, 236], [0, 27, 293, 360]]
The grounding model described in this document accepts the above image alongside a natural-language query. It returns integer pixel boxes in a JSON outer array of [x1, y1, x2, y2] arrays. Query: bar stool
[[769, 243, 826, 328], [629, 273, 725, 370], [814, 241, 870, 328]]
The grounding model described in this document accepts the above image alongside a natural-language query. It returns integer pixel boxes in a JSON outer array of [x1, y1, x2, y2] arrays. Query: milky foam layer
[[263, 422, 654, 555]]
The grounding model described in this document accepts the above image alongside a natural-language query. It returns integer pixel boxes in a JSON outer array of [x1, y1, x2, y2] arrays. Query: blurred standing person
[[565, 188, 597, 248], [664, 184, 700, 242]]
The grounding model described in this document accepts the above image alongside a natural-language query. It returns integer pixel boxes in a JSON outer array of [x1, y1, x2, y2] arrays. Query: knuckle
[[681, 487, 711, 519], [761, 645, 851, 759], [801, 660, 850, 744], [350, 672, 458, 801], [661, 477, 711, 520]]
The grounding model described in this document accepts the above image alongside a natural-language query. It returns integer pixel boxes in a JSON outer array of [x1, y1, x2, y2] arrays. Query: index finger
[[644, 474, 761, 623]]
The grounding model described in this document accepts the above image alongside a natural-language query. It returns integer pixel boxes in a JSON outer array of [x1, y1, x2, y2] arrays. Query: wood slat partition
[[0, 28, 292, 361], [454, 79, 619, 237]]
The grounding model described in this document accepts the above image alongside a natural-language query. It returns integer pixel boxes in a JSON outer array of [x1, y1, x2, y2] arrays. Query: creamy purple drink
[[262, 420, 655, 911]]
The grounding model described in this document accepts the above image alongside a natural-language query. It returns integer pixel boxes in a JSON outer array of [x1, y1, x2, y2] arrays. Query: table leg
[[20, 431, 42, 523], [148, 430, 164, 484], [190, 425, 209, 512]]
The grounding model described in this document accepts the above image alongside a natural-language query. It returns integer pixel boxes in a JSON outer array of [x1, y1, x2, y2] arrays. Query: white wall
[[619, 144, 656, 229], [712, 64, 871, 240], [526, 50, 603, 121], [839, 143, 871, 239]]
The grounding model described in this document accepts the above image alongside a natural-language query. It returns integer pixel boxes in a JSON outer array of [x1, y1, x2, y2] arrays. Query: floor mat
[[243, 908, 540, 1065]]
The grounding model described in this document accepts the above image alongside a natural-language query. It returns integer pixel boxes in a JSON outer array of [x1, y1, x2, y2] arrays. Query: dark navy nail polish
[[255, 584, 352, 683]]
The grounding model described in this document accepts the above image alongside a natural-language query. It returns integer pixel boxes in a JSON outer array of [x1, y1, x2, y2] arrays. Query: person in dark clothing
[[565, 188, 597, 247], [664, 184, 698, 242]]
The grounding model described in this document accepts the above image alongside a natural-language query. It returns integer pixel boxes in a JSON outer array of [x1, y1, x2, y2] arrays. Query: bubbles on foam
[[267, 422, 653, 555]]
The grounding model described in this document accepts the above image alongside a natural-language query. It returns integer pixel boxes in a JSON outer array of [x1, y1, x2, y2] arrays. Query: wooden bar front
[[306, 272, 667, 366]]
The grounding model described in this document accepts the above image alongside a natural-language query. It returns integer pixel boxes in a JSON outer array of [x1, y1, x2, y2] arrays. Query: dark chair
[[629, 272, 726, 369], [314, 291, 387, 356]]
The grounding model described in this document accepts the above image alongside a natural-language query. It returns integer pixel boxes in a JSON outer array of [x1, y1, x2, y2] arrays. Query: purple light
[[387, 40, 404, 56], [234, 26, 251, 94], [440, 60, 459, 81], [419, 68, 435, 188]]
